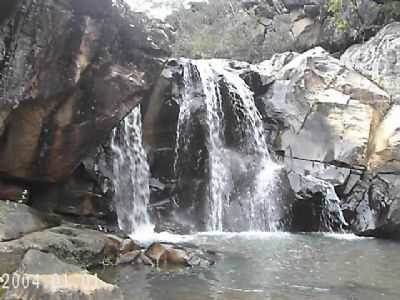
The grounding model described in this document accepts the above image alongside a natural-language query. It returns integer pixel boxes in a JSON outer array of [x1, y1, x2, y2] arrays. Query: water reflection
[[97, 233, 400, 300]]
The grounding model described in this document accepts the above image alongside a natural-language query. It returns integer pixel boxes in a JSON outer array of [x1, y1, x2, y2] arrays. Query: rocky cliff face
[[0, 0, 171, 225], [0, 0, 170, 184], [143, 24, 400, 238], [243, 0, 388, 59], [167, 0, 394, 62]]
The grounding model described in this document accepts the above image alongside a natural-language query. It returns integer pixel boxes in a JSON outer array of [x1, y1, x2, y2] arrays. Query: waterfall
[[111, 106, 153, 235], [175, 59, 281, 232]]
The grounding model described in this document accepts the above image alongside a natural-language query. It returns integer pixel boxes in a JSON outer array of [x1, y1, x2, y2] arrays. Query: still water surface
[[98, 233, 400, 300]]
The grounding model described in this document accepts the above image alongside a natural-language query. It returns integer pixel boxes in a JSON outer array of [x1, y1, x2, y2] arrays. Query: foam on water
[[129, 229, 195, 247], [129, 231, 373, 247], [321, 233, 374, 240]]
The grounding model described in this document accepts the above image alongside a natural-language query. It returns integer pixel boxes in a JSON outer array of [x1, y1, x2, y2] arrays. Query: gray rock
[[0, 201, 55, 242], [120, 239, 141, 254], [257, 47, 389, 179], [1, 250, 124, 300], [244, 0, 385, 61], [0, 225, 120, 273], [370, 104, 400, 170], [0, 0, 170, 183], [116, 250, 141, 265], [17, 249, 82, 275], [341, 23, 400, 103], [343, 173, 400, 239], [288, 171, 348, 232]]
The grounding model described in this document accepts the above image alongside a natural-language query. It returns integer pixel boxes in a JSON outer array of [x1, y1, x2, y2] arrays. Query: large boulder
[[287, 171, 348, 232], [250, 46, 400, 236], [0, 0, 170, 183], [370, 105, 400, 170], [342, 173, 400, 239], [337, 24, 400, 238], [1, 250, 123, 300], [255, 47, 390, 183], [341, 23, 400, 103], [0, 225, 121, 274], [0, 201, 57, 242]]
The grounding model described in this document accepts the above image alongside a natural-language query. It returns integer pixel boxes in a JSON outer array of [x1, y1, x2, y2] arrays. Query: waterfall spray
[[111, 106, 153, 235], [175, 59, 281, 232]]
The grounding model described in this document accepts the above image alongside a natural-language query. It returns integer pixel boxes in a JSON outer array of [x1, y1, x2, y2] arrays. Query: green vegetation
[[382, 0, 400, 20], [167, 0, 264, 61], [327, 0, 400, 33], [326, 0, 349, 32]]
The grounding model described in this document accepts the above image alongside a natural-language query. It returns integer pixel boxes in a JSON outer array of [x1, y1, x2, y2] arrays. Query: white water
[[196, 62, 231, 231], [213, 61, 282, 231], [111, 107, 154, 235], [175, 59, 281, 232], [124, 0, 207, 20]]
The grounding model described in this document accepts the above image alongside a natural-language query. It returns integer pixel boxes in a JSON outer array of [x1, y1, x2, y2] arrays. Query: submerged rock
[[145, 242, 215, 267]]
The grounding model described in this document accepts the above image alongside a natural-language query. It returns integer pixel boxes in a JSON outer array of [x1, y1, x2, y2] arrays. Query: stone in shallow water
[[116, 250, 141, 265], [144, 242, 215, 267], [120, 238, 142, 254]]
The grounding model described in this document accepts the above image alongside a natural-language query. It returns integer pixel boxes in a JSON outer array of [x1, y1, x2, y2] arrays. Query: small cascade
[[175, 59, 281, 232], [111, 106, 153, 235]]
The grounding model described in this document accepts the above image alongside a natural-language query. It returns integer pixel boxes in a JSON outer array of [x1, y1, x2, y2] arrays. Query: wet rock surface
[[144, 242, 215, 267], [115, 241, 216, 268]]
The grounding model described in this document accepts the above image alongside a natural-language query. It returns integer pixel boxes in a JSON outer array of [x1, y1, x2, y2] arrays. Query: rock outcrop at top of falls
[[0, 0, 171, 183], [168, 0, 394, 62]]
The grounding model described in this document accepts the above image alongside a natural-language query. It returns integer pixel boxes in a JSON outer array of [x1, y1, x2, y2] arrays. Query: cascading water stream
[[213, 62, 282, 231], [111, 106, 153, 236], [175, 59, 281, 232]]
